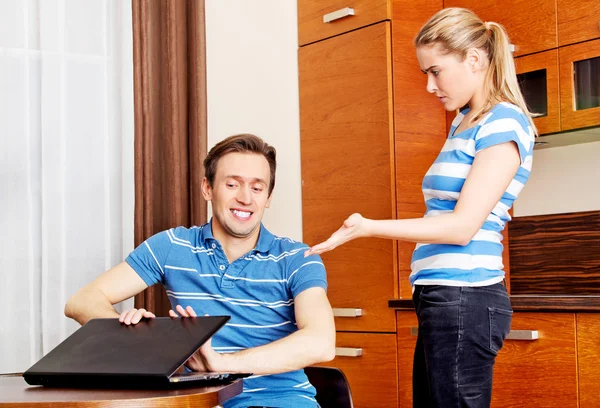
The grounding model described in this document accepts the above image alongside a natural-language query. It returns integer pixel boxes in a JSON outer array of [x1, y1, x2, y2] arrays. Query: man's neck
[[211, 222, 261, 263]]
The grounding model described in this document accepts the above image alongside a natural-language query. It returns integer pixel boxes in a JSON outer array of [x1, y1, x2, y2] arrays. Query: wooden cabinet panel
[[577, 314, 600, 408], [443, 0, 557, 56], [559, 39, 600, 131], [396, 312, 418, 408], [316, 332, 398, 408], [515, 49, 561, 135], [298, 0, 390, 46], [493, 313, 578, 408], [299, 22, 397, 332], [391, 0, 446, 297], [557, 0, 600, 46]]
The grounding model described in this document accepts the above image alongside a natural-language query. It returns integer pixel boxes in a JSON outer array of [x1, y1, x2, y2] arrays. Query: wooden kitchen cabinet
[[396, 312, 418, 407], [299, 2, 445, 405], [299, 22, 397, 333], [298, 0, 390, 46], [316, 332, 399, 408], [443, 0, 557, 56], [396, 312, 579, 408], [492, 313, 578, 408], [577, 314, 600, 408], [559, 38, 600, 131], [557, 0, 600, 46], [515, 49, 561, 135]]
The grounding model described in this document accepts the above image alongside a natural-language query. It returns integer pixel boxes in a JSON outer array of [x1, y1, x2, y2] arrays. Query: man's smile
[[231, 209, 253, 221]]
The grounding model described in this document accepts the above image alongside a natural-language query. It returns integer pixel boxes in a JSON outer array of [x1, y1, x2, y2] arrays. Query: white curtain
[[0, 0, 134, 373]]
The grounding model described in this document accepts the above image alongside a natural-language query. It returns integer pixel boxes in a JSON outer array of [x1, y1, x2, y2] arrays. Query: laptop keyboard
[[169, 372, 232, 383]]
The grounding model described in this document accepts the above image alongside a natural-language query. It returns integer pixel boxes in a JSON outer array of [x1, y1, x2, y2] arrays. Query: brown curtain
[[132, 0, 208, 315]]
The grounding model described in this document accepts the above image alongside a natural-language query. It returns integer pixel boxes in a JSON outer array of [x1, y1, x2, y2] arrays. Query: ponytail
[[482, 22, 538, 135]]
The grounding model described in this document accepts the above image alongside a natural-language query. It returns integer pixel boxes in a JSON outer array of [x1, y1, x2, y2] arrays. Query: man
[[65, 134, 336, 408]]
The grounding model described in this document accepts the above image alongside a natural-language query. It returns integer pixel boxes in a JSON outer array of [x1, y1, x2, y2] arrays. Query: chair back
[[304, 366, 354, 408]]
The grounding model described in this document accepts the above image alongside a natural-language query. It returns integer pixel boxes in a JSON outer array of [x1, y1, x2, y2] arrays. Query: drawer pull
[[335, 347, 363, 357], [509, 43, 516, 53], [323, 7, 355, 23], [332, 308, 362, 317], [410, 327, 539, 341], [506, 330, 538, 340]]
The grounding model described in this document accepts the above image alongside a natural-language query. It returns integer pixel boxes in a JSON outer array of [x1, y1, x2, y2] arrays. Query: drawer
[[493, 313, 578, 408], [298, 0, 390, 46], [315, 332, 398, 408], [577, 314, 600, 408]]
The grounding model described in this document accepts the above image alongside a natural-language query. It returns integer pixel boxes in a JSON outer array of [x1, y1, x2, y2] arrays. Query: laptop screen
[[25, 316, 230, 377]]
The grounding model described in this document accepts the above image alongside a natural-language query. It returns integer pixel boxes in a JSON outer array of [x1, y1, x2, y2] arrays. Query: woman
[[305, 8, 536, 408]]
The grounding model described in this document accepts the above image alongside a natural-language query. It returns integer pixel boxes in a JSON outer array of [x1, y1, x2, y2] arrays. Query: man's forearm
[[218, 328, 335, 375], [64, 288, 120, 325]]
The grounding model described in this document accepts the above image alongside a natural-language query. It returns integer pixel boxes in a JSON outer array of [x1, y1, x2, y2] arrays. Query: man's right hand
[[118, 308, 156, 325]]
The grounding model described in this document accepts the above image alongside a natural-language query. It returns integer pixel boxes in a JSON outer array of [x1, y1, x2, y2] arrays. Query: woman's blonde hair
[[415, 7, 537, 135]]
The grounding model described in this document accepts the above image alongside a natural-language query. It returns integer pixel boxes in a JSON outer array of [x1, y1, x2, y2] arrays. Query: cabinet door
[[298, 0, 389, 46], [315, 332, 398, 408], [299, 22, 397, 333], [558, 0, 600, 46], [515, 49, 561, 135], [559, 39, 600, 131], [577, 314, 600, 408], [493, 313, 578, 408], [396, 312, 418, 408], [443, 0, 557, 56]]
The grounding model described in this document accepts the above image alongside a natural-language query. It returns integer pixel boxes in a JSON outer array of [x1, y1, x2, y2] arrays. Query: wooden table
[[0, 376, 243, 407]]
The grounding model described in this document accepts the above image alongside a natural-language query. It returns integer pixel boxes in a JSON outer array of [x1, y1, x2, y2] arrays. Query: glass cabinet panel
[[515, 49, 560, 135], [517, 69, 548, 117], [560, 38, 600, 131], [574, 56, 600, 111]]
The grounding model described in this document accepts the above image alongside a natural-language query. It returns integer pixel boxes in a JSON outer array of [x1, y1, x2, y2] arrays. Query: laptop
[[23, 316, 251, 389]]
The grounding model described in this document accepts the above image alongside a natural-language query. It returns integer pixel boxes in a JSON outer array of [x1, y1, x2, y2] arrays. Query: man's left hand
[[168, 304, 229, 372]]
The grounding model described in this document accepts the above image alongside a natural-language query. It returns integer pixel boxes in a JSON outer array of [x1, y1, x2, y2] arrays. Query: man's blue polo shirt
[[126, 220, 328, 408]]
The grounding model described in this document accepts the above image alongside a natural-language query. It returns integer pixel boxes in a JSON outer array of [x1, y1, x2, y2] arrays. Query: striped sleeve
[[125, 230, 173, 286], [475, 104, 534, 164], [286, 252, 327, 298]]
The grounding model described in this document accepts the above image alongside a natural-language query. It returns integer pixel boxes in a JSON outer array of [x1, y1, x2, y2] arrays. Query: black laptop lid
[[24, 316, 230, 377]]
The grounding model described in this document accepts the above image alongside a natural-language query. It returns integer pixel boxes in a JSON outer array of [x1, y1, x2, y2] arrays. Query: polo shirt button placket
[[220, 263, 235, 288]]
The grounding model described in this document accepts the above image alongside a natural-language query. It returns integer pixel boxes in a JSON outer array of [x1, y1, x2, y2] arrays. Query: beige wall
[[514, 141, 600, 217], [205, 0, 303, 241]]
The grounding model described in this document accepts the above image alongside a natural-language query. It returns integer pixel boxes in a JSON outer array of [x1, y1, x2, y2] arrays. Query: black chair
[[305, 366, 354, 408]]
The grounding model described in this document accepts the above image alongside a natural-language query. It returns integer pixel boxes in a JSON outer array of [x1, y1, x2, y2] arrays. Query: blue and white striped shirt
[[410, 102, 535, 287], [126, 221, 327, 408]]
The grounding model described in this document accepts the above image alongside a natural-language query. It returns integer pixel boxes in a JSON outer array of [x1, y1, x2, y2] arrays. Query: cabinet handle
[[410, 327, 538, 341], [332, 308, 362, 317], [323, 7, 355, 23], [335, 347, 363, 357], [509, 43, 516, 53], [506, 330, 538, 340]]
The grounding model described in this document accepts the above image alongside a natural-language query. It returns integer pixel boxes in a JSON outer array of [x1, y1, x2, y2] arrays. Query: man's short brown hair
[[203, 134, 277, 196]]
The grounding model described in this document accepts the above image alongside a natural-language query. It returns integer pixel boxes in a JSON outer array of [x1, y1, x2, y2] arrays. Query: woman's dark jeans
[[412, 283, 512, 408]]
